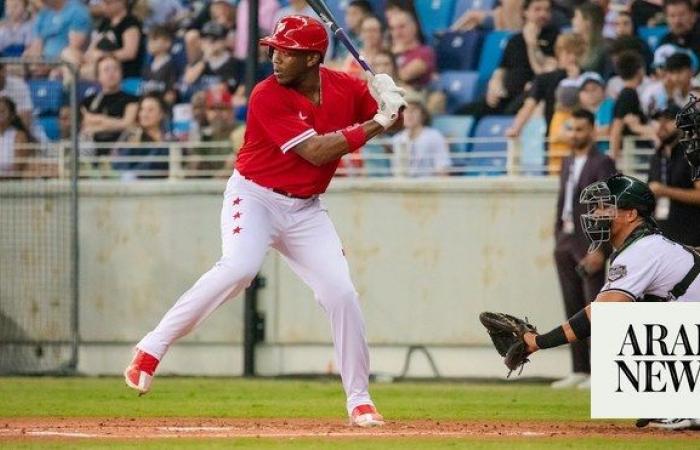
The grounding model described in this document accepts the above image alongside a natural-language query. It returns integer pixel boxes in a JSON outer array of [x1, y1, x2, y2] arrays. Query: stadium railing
[[0, 137, 655, 181]]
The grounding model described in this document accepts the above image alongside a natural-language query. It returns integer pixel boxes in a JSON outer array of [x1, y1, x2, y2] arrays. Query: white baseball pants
[[137, 171, 373, 414]]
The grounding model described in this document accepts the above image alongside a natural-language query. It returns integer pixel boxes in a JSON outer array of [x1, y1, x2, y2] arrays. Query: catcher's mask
[[580, 181, 616, 253], [579, 174, 656, 252], [676, 94, 700, 180]]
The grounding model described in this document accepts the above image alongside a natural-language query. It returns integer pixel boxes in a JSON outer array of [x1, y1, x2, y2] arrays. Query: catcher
[[481, 173, 700, 430]]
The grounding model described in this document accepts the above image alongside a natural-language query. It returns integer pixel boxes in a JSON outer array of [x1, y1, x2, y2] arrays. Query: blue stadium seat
[[38, 116, 60, 141], [28, 79, 63, 116], [518, 115, 546, 175], [437, 70, 479, 113], [432, 115, 474, 168], [121, 77, 143, 96], [77, 80, 101, 102], [452, 0, 497, 21], [639, 26, 669, 51], [476, 30, 513, 95], [468, 115, 514, 176], [416, 0, 457, 38], [433, 30, 484, 71]]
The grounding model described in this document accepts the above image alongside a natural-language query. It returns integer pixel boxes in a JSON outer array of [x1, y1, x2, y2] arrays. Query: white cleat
[[550, 373, 589, 389], [637, 419, 697, 430], [124, 349, 159, 396], [350, 404, 385, 427]]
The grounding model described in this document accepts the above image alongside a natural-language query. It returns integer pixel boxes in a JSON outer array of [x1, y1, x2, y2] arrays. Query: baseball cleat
[[350, 404, 384, 427], [124, 349, 159, 395], [636, 418, 697, 430]]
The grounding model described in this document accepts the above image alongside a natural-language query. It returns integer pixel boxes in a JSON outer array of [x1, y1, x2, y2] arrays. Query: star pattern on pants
[[233, 226, 243, 235], [233, 211, 242, 220], [233, 197, 242, 206]]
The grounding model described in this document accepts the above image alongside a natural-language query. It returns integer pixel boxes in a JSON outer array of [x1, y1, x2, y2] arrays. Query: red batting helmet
[[260, 15, 329, 56]]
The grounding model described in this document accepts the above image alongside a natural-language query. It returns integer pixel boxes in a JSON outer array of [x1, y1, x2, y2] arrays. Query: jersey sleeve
[[248, 84, 317, 153], [600, 246, 658, 300]]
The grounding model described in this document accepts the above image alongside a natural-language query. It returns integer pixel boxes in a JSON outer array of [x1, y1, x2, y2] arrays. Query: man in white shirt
[[390, 97, 450, 177]]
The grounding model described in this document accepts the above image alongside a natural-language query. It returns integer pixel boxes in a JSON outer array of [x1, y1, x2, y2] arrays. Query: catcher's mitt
[[479, 312, 537, 377]]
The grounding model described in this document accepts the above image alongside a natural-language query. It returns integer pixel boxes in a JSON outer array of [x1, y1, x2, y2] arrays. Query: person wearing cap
[[647, 105, 700, 246], [184, 0, 236, 64], [577, 72, 614, 148], [390, 93, 450, 177], [182, 20, 244, 96], [186, 85, 241, 175], [124, 15, 406, 428], [642, 48, 696, 117]]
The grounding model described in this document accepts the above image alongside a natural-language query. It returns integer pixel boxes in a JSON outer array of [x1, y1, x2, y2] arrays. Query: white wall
[[73, 177, 573, 379]]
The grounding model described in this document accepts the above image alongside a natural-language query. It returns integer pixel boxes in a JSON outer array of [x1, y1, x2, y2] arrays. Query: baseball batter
[[124, 15, 406, 427]]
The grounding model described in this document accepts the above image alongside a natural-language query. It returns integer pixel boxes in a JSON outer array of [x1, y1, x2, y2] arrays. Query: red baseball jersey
[[235, 67, 378, 196]]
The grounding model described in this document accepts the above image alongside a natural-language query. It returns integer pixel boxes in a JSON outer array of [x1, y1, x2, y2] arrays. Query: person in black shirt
[[647, 105, 700, 246], [457, 0, 559, 118], [659, 0, 700, 58], [610, 50, 647, 159], [182, 21, 243, 98], [142, 26, 179, 106], [79, 0, 145, 80], [80, 55, 139, 154], [506, 33, 585, 138]]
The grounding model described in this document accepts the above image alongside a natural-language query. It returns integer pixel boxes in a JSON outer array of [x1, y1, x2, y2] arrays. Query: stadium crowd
[[1, 0, 700, 178]]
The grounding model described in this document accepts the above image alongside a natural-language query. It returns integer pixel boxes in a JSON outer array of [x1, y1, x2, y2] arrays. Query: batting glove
[[368, 73, 406, 104], [373, 91, 407, 129]]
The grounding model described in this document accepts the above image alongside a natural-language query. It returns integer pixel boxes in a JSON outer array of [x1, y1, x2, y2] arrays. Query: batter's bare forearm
[[292, 120, 384, 166]]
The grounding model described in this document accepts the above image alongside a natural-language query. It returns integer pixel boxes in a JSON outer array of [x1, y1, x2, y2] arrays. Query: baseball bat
[[306, 0, 375, 75]]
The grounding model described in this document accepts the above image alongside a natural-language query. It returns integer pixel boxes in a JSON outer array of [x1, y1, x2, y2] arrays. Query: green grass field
[[0, 377, 694, 449]]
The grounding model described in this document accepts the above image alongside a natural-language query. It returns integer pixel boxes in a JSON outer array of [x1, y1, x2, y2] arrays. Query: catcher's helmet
[[579, 174, 656, 252], [676, 95, 700, 180], [260, 15, 328, 57]]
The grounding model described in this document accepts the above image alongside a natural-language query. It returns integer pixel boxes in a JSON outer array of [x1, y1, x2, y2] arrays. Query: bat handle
[[334, 28, 375, 75]]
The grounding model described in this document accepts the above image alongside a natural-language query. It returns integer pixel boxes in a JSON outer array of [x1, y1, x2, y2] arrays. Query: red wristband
[[340, 124, 367, 153]]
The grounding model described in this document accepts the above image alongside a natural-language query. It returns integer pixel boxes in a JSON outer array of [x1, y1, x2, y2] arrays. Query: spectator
[[642, 50, 694, 117], [610, 50, 647, 159], [391, 96, 451, 177], [186, 91, 209, 142], [571, 3, 609, 75], [75, 0, 145, 80], [113, 94, 172, 179], [0, 0, 35, 57], [142, 26, 179, 106], [183, 21, 244, 96], [187, 86, 240, 176], [336, 0, 373, 61], [459, 0, 559, 118], [0, 63, 33, 129], [552, 107, 615, 390], [272, 0, 335, 60], [185, 0, 236, 65], [506, 33, 585, 140], [577, 72, 614, 144], [451, 0, 526, 31], [24, 0, 91, 75], [609, 12, 653, 69], [342, 15, 385, 79], [387, 8, 436, 91], [548, 79, 581, 173], [647, 105, 700, 246], [0, 96, 34, 178], [659, 0, 700, 57], [80, 55, 139, 154]]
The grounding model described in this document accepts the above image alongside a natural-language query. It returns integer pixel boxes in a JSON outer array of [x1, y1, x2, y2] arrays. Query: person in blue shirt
[[24, 0, 91, 76]]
